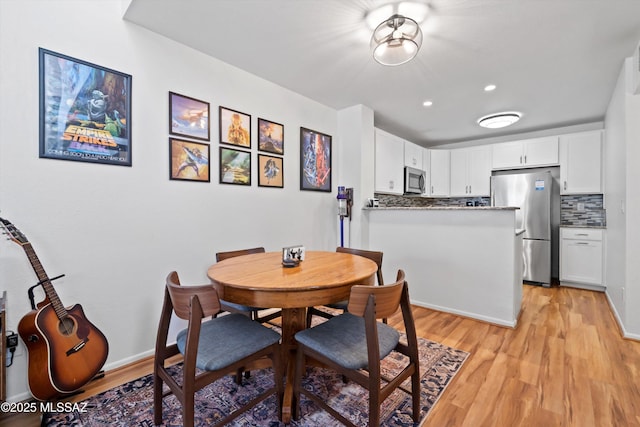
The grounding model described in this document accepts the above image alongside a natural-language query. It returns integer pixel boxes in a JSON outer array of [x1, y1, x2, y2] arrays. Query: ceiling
[[123, 0, 640, 147]]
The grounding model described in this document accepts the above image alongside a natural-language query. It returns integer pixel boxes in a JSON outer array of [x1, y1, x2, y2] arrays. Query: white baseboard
[[560, 281, 605, 292], [605, 291, 640, 341], [411, 300, 517, 328]]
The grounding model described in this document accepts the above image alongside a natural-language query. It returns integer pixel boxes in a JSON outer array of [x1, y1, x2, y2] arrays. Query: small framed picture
[[258, 118, 284, 155], [283, 245, 305, 261], [219, 106, 251, 148], [300, 127, 331, 192], [169, 92, 210, 141], [169, 138, 210, 182], [219, 147, 251, 185], [258, 154, 283, 188]]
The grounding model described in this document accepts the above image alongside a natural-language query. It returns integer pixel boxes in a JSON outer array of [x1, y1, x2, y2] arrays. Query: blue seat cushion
[[295, 312, 400, 370], [325, 300, 348, 310], [176, 313, 280, 371], [220, 299, 260, 312]]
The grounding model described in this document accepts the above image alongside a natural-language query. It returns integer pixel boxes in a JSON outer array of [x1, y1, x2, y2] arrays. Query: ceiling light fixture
[[477, 112, 522, 129], [484, 84, 497, 92], [371, 14, 423, 66], [423, 100, 433, 107]]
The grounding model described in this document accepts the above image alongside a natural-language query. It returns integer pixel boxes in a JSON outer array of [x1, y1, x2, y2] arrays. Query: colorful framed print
[[219, 147, 251, 185], [39, 48, 132, 166], [169, 92, 210, 141], [300, 127, 331, 192], [169, 138, 210, 182], [219, 106, 251, 148], [258, 154, 283, 188], [258, 118, 284, 155]]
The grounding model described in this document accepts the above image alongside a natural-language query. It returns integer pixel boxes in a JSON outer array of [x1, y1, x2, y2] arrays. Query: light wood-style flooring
[[2, 284, 639, 426]]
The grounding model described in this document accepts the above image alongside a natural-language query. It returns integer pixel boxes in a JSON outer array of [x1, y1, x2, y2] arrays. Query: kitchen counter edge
[[363, 206, 519, 211]]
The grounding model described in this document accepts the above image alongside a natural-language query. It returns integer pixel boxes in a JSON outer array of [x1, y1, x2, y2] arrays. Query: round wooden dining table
[[207, 250, 378, 423]]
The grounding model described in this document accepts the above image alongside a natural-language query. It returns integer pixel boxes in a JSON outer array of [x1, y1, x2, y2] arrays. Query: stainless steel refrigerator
[[491, 171, 552, 286]]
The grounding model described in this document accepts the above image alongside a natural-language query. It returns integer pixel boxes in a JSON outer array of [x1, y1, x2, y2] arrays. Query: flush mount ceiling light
[[371, 14, 423, 66], [477, 112, 522, 129]]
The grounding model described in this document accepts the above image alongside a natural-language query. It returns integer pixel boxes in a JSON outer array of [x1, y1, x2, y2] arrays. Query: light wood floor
[[2, 284, 639, 426]]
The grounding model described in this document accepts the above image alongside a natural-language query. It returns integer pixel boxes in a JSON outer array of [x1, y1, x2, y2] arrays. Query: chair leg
[[369, 385, 380, 427], [411, 369, 421, 423], [183, 389, 195, 427], [292, 346, 305, 420], [153, 372, 163, 425]]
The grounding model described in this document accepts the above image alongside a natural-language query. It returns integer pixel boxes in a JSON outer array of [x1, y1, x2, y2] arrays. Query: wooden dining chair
[[153, 271, 283, 427], [306, 246, 384, 327], [215, 247, 282, 324], [293, 270, 421, 427]]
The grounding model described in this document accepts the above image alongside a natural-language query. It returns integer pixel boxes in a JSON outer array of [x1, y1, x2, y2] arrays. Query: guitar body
[[18, 303, 109, 401]]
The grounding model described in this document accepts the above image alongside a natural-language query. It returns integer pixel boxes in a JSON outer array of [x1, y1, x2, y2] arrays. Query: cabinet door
[[559, 131, 602, 194], [374, 129, 404, 195], [560, 239, 603, 285], [468, 146, 492, 196], [404, 141, 423, 169], [449, 149, 468, 196], [492, 141, 523, 169], [422, 148, 431, 197], [523, 136, 558, 166], [430, 150, 450, 196]]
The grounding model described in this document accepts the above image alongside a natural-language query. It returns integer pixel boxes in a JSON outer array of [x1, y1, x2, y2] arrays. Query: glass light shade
[[371, 14, 423, 66], [477, 112, 522, 129]]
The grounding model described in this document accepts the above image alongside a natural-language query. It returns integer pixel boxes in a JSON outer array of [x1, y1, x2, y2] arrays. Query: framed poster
[[219, 147, 251, 185], [300, 127, 331, 192], [39, 48, 132, 166], [219, 106, 251, 148], [258, 154, 283, 188], [169, 92, 210, 141], [258, 118, 284, 155], [169, 138, 210, 182]]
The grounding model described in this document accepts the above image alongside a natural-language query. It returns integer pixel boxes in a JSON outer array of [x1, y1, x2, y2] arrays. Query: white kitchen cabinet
[[429, 149, 450, 196], [492, 136, 559, 170], [450, 147, 491, 197], [560, 228, 604, 289], [422, 148, 431, 197], [559, 130, 603, 194], [404, 141, 423, 169], [374, 128, 404, 195]]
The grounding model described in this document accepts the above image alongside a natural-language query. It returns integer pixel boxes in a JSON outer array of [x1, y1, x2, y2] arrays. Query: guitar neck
[[22, 243, 67, 319]]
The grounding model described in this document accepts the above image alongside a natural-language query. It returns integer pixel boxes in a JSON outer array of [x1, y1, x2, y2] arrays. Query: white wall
[[0, 0, 341, 400]]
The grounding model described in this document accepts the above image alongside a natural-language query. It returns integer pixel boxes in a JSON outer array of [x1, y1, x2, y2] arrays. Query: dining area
[[152, 247, 422, 426]]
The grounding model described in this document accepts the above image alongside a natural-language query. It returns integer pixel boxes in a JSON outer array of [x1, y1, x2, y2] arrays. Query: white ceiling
[[123, 0, 640, 147]]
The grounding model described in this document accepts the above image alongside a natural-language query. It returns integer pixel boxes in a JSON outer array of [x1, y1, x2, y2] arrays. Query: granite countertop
[[363, 206, 519, 211]]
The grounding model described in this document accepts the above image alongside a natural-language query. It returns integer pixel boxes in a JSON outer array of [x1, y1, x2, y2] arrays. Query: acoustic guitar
[[0, 217, 109, 401]]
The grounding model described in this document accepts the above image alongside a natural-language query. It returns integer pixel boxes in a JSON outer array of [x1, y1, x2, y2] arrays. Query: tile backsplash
[[560, 194, 606, 227], [374, 193, 490, 208]]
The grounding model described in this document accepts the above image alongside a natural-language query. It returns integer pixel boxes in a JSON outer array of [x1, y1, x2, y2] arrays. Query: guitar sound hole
[[58, 316, 76, 336]]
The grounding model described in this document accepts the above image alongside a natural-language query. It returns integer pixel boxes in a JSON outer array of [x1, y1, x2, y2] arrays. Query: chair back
[[165, 271, 221, 320], [347, 269, 405, 319], [336, 246, 384, 286], [216, 246, 265, 262]]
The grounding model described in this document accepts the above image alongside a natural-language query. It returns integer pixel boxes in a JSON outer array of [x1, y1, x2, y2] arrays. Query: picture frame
[[282, 245, 305, 261], [258, 118, 284, 155], [219, 147, 251, 185], [258, 154, 284, 188], [300, 127, 331, 192], [39, 48, 132, 166], [169, 138, 210, 182], [219, 106, 251, 148], [169, 92, 210, 141]]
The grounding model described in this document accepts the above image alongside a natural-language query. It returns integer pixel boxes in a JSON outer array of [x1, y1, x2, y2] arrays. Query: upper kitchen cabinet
[[450, 146, 491, 197], [429, 149, 450, 196], [404, 140, 423, 169], [559, 130, 603, 194], [492, 136, 559, 170], [422, 148, 432, 197], [374, 128, 404, 195]]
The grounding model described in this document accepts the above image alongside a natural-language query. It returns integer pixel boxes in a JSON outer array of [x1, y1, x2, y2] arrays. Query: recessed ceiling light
[[477, 111, 522, 129], [484, 84, 497, 92], [423, 100, 433, 107]]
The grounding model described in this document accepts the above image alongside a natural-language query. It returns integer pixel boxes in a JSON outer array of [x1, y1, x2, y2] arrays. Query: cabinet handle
[[520, 155, 522, 164], [469, 185, 472, 194], [575, 242, 590, 245], [576, 233, 589, 236], [431, 185, 434, 193], [564, 181, 567, 190], [524, 155, 527, 164], [389, 180, 394, 189]]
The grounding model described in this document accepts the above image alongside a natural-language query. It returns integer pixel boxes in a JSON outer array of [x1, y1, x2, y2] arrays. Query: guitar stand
[[27, 274, 65, 310]]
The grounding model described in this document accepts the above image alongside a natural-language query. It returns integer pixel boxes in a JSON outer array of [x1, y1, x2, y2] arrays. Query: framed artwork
[[258, 154, 283, 188], [169, 92, 210, 141], [219, 147, 251, 185], [169, 138, 210, 182], [219, 106, 251, 148], [39, 48, 132, 166], [300, 127, 331, 192], [258, 118, 284, 154]]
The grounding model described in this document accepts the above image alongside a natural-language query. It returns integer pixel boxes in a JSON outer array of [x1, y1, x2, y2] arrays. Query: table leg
[[280, 307, 305, 424]]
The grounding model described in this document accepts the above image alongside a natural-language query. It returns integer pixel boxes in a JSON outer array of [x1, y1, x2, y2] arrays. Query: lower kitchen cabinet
[[560, 227, 604, 290]]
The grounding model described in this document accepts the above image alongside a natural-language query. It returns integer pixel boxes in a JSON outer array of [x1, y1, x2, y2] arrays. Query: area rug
[[42, 337, 468, 426]]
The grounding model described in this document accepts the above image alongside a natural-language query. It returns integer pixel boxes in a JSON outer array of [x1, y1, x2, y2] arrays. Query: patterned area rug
[[42, 336, 468, 426]]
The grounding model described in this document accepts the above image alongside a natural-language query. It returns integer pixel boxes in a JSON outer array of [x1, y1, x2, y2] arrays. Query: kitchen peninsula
[[365, 206, 523, 327]]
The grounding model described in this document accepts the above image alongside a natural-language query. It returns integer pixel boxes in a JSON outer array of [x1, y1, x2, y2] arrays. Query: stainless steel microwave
[[404, 166, 426, 195]]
